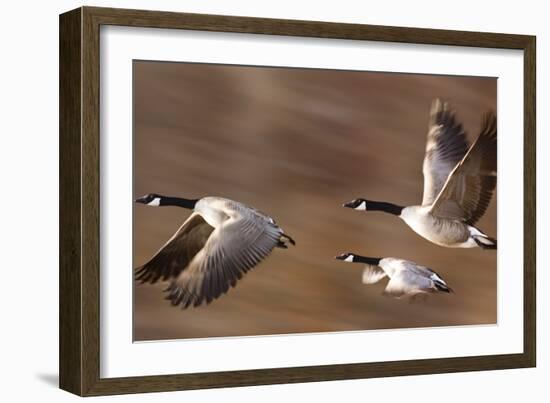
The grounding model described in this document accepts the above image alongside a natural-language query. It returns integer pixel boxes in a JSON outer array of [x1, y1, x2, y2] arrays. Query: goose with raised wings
[[344, 99, 497, 249]]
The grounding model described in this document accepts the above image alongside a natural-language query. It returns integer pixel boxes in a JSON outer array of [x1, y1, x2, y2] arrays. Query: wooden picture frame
[[59, 6, 536, 396]]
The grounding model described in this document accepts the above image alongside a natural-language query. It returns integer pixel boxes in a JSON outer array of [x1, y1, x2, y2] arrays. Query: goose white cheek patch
[[355, 201, 367, 210], [148, 198, 161, 206], [344, 255, 354, 262]]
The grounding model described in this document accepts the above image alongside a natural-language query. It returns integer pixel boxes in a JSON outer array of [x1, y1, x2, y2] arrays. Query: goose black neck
[[354, 256, 382, 265], [366, 200, 404, 216], [160, 196, 199, 209]]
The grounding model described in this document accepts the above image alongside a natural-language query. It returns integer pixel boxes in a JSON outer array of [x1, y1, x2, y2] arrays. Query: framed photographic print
[[59, 6, 536, 396]]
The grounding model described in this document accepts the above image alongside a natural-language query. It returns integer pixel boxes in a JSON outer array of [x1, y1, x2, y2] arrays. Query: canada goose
[[134, 194, 295, 308], [335, 252, 453, 298], [344, 99, 497, 249]]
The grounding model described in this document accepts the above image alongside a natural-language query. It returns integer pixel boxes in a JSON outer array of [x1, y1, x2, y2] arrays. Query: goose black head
[[135, 193, 163, 206], [135, 194, 199, 209], [343, 198, 368, 210], [336, 253, 382, 266], [343, 198, 404, 216], [335, 252, 356, 263]]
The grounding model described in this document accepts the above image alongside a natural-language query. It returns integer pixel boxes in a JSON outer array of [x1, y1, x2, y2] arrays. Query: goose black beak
[[335, 253, 348, 261], [135, 196, 148, 204], [342, 200, 356, 208]]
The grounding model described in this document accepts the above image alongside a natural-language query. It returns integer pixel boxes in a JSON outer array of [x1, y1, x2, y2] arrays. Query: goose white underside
[[452, 240, 480, 248], [194, 198, 232, 228]]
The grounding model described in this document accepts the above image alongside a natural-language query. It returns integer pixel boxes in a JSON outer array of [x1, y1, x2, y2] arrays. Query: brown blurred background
[[133, 61, 497, 341]]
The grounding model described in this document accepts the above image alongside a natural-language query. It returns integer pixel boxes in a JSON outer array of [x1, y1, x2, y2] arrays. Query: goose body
[[344, 99, 497, 249], [336, 253, 453, 298], [134, 194, 295, 308], [400, 206, 478, 248]]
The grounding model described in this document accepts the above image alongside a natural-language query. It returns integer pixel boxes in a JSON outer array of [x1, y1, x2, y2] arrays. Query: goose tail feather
[[473, 235, 497, 250]]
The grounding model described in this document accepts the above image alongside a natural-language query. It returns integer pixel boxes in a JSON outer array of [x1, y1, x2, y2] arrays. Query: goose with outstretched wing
[[134, 194, 295, 309]]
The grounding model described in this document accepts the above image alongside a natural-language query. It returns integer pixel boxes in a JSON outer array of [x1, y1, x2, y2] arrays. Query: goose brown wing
[[134, 213, 214, 284], [165, 212, 283, 308], [422, 99, 470, 206], [429, 112, 497, 224]]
